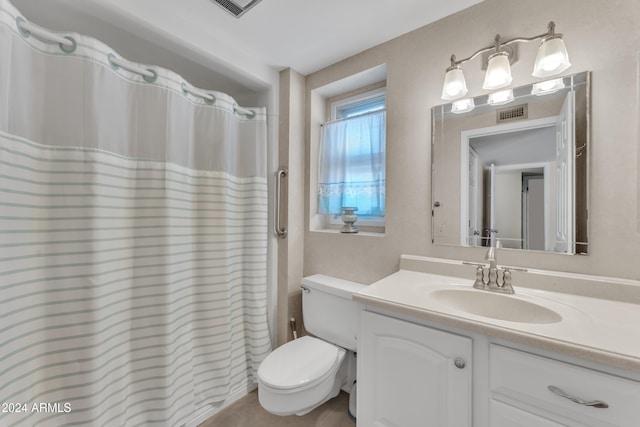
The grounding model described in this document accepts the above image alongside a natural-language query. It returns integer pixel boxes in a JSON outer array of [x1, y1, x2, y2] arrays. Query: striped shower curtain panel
[[0, 1, 271, 426]]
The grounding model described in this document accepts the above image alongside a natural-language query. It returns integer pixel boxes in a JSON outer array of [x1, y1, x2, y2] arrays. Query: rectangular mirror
[[432, 71, 589, 254]]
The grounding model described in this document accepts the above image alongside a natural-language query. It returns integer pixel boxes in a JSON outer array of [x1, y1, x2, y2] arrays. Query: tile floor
[[198, 390, 355, 427]]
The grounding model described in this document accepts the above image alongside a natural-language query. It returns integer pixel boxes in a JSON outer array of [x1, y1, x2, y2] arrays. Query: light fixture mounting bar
[[448, 21, 559, 69], [441, 21, 570, 101]]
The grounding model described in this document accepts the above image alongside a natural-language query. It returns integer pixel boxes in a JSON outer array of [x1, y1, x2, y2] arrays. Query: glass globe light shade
[[451, 98, 475, 114], [441, 66, 468, 101], [483, 52, 513, 90], [531, 78, 566, 96], [532, 37, 571, 78], [487, 89, 514, 106]]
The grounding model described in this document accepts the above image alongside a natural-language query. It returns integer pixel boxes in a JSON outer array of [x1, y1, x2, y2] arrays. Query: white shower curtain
[[0, 1, 271, 426]]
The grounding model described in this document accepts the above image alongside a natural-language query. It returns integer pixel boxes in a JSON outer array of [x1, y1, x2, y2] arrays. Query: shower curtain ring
[[142, 68, 158, 83], [16, 16, 29, 38], [16, 16, 76, 53], [59, 36, 77, 54]]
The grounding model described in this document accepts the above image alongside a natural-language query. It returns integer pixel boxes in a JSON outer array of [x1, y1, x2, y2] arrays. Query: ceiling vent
[[496, 104, 528, 123], [211, 0, 263, 17]]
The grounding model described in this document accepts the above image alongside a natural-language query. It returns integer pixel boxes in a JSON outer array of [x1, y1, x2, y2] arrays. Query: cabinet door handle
[[454, 358, 466, 369], [547, 386, 609, 409]]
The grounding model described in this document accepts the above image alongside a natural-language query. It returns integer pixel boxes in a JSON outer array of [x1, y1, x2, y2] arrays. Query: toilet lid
[[258, 336, 342, 390]]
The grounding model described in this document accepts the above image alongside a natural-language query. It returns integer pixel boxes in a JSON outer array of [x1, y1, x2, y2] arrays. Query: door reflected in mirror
[[432, 72, 589, 254]]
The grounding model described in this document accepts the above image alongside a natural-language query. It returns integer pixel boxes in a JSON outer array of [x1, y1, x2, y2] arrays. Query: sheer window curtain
[[317, 110, 386, 217], [0, 1, 271, 426]]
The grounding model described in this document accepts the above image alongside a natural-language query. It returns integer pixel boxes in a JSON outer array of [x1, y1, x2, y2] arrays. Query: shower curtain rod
[[320, 108, 386, 127], [15, 15, 256, 119]]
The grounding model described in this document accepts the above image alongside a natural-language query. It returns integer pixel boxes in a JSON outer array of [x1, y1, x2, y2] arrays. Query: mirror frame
[[431, 71, 590, 255]]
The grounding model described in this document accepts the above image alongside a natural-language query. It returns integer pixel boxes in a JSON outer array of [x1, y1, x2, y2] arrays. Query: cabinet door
[[358, 311, 472, 427], [490, 399, 566, 427]]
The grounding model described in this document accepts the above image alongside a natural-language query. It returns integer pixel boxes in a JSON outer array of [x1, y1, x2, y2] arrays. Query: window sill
[[310, 228, 385, 237], [309, 213, 384, 236]]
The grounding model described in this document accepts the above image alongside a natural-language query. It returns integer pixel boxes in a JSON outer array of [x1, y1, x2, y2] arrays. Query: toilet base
[[258, 365, 345, 417], [258, 347, 350, 417], [294, 375, 342, 416]]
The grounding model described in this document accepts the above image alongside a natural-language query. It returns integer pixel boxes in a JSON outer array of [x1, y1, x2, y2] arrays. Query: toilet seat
[[258, 336, 343, 391]]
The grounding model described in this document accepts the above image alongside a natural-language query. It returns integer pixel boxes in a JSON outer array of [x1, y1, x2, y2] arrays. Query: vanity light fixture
[[483, 36, 513, 90], [532, 24, 572, 77], [441, 65, 468, 100], [441, 21, 571, 101], [487, 89, 514, 106], [531, 78, 565, 96], [451, 98, 475, 114]]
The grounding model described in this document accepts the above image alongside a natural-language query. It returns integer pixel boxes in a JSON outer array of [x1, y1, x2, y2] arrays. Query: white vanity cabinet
[[357, 309, 640, 427], [489, 344, 640, 427], [354, 267, 640, 426], [490, 399, 567, 426], [357, 310, 472, 427]]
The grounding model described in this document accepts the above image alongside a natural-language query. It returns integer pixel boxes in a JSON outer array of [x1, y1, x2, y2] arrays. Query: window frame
[[331, 87, 387, 120], [324, 87, 387, 228]]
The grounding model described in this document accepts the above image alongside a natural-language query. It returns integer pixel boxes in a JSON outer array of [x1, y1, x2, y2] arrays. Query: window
[[333, 89, 386, 119], [317, 88, 386, 227]]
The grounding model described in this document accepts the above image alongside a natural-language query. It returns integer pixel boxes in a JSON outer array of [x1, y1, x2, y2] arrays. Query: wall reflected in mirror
[[432, 72, 589, 254]]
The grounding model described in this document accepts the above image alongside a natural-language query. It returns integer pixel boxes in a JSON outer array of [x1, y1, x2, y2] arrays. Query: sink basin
[[430, 288, 562, 324]]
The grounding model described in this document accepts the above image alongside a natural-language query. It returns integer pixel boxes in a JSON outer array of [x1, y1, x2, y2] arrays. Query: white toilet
[[257, 274, 366, 417]]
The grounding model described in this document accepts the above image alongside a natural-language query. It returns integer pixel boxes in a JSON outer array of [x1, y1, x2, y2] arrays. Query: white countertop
[[354, 270, 640, 373]]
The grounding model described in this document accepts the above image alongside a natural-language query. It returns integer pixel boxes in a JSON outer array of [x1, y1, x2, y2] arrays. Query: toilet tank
[[301, 274, 366, 352]]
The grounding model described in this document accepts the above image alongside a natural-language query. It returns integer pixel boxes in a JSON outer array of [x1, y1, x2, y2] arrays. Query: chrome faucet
[[464, 245, 524, 294], [485, 246, 499, 289]]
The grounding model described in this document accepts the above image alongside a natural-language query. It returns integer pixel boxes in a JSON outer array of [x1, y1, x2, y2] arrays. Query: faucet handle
[[463, 262, 487, 289], [502, 268, 512, 287], [493, 268, 514, 294], [501, 265, 527, 273], [462, 261, 485, 267], [499, 265, 526, 294]]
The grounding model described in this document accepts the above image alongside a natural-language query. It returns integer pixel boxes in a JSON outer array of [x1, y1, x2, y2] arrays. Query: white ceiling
[[471, 126, 556, 166], [198, 0, 485, 74], [12, 0, 484, 95]]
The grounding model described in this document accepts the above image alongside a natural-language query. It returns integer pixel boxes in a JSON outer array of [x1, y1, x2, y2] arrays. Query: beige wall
[[290, 0, 640, 289], [277, 69, 306, 345]]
